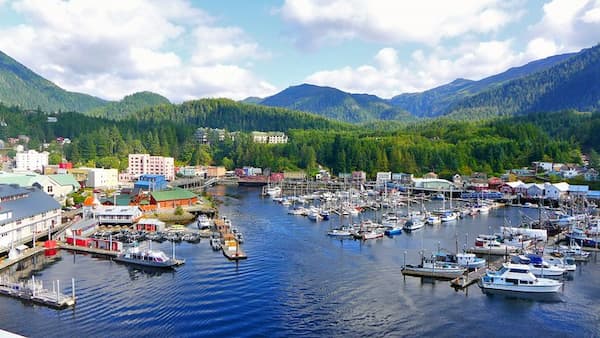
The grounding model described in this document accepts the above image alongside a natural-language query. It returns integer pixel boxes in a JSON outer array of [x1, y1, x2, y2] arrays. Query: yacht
[[426, 214, 441, 225], [455, 252, 486, 269], [197, 214, 212, 230], [114, 246, 183, 268], [402, 258, 466, 279], [403, 217, 425, 232], [440, 211, 457, 222], [480, 263, 562, 293], [327, 226, 355, 237], [510, 254, 567, 277]]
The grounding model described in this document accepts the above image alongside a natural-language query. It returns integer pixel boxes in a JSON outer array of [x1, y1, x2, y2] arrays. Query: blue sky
[[0, 0, 599, 102]]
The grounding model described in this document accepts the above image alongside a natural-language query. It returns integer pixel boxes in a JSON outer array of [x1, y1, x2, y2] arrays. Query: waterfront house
[[524, 183, 545, 198], [134, 174, 167, 193], [544, 182, 569, 200], [91, 206, 143, 225], [498, 181, 524, 195], [135, 218, 166, 232], [0, 184, 62, 253], [150, 188, 198, 209], [352, 171, 366, 185], [568, 185, 589, 198], [0, 172, 79, 204]]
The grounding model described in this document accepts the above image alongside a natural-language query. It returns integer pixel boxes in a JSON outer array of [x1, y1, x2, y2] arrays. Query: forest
[[0, 101, 597, 179]]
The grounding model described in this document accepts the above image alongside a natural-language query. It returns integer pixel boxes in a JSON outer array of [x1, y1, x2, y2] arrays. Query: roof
[[151, 188, 197, 202], [48, 174, 79, 188], [0, 172, 44, 187], [0, 185, 61, 226], [569, 185, 589, 193], [504, 181, 524, 188]]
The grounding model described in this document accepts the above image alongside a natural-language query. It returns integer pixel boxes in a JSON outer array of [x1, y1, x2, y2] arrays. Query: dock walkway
[[0, 276, 75, 309], [450, 259, 504, 289]]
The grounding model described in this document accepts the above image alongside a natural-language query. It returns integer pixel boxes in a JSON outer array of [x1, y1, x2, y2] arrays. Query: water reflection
[[123, 264, 177, 280]]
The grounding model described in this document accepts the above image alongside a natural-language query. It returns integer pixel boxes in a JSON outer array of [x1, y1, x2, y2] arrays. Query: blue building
[[134, 174, 167, 193]]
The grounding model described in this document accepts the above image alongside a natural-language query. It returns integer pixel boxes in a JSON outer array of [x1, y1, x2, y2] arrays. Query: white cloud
[[279, 0, 520, 48], [528, 0, 600, 52], [0, 0, 276, 101], [305, 40, 534, 98]]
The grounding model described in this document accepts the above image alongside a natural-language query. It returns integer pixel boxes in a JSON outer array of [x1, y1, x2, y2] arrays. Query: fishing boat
[[565, 228, 600, 247], [114, 246, 183, 268], [402, 257, 466, 279], [210, 237, 222, 251], [479, 263, 562, 293], [455, 252, 486, 269]]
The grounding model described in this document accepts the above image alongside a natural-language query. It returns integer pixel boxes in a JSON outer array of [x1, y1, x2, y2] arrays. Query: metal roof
[[0, 185, 61, 226], [48, 174, 80, 188], [151, 188, 197, 202]]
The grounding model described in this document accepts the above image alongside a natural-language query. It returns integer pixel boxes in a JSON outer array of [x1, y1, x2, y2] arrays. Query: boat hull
[[401, 265, 465, 279], [479, 282, 562, 293], [113, 256, 179, 268]]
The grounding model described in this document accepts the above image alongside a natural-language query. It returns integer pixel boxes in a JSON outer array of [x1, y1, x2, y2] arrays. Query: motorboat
[[403, 217, 425, 232], [455, 252, 486, 269], [469, 236, 519, 255], [510, 254, 567, 277], [440, 211, 457, 222], [114, 246, 183, 268], [361, 229, 384, 240], [544, 255, 576, 272], [210, 237, 222, 251], [479, 263, 562, 293], [566, 228, 600, 248], [426, 215, 441, 225], [327, 226, 354, 237], [402, 258, 466, 279], [384, 225, 402, 236], [197, 214, 212, 229]]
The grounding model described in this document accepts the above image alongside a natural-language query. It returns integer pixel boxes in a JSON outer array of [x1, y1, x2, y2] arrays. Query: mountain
[[256, 83, 412, 123], [0, 50, 108, 112], [390, 52, 577, 117], [447, 44, 600, 118], [85, 91, 170, 119]]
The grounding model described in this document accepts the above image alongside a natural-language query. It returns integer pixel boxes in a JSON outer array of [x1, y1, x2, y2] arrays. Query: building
[[91, 206, 143, 225], [194, 128, 229, 145], [15, 150, 49, 172], [284, 171, 306, 180], [376, 172, 392, 186], [128, 153, 175, 181], [0, 185, 62, 252], [351, 171, 366, 185], [412, 178, 455, 190], [134, 174, 168, 193], [498, 181, 524, 195], [206, 166, 226, 178], [544, 182, 569, 200], [584, 169, 598, 181], [85, 168, 119, 189], [150, 188, 198, 209], [251, 131, 288, 144], [0, 172, 79, 204]]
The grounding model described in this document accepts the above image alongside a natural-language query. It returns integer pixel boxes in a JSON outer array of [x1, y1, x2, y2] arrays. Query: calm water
[[1, 186, 599, 337]]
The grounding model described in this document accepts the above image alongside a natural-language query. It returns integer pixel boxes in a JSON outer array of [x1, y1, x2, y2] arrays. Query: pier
[[57, 242, 118, 257], [450, 258, 504, 290], [0, 276, 76, 309]]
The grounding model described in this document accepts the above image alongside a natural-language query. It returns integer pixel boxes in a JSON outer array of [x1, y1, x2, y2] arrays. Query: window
[[47, 186, 53, 193]]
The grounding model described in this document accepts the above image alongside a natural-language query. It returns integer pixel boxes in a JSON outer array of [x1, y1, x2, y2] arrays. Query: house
[[135, 218, 166, 232], [351, 171, 366, 185], [150, 188, 198, 209], [251, 131, 288, 144], [206, 166, 226, 178], [544, 182, 569, 200], [85, 168, 119, 189], [584, 169, 598, 181], [134, 174, 167, 193], [0, 172, 79, 204], [524, 183, 544, 198], [559, 166, 580, 179], [498, 181, 524, 195], [0, 185, 62, 252], [91, 206, 143, 225], [376, 172, 392, 185]]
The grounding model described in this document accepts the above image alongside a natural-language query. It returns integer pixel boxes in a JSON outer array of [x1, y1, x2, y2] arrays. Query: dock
[[0, 246, 46, 272], [0, 275, 76, 309], [57, 242, 118, 257], [222, 245, 247, 260], [450, 259, 504, 289]]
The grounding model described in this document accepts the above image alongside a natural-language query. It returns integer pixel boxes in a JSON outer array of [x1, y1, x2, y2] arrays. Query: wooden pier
[[0, 246, 46, 272], [450, 259, 504, 289], [57, 242, 118, 257]]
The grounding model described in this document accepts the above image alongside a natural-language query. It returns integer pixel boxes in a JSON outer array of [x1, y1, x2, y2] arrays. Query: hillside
[[0, 50, 108, 112], [85, 91, 170, 119], [447, 44, 600, 118], [257, 84, 412, 123], [390, 52, 576, 117]]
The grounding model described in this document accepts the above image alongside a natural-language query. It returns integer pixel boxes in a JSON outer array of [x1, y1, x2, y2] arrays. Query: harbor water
[[1, 186, 599, 337]]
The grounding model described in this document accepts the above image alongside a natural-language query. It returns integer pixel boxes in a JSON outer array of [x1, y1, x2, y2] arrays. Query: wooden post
[[72, 278, 75, 303]]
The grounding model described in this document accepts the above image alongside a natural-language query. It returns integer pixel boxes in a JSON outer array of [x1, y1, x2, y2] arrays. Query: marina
[[0, 185, 599, 337]]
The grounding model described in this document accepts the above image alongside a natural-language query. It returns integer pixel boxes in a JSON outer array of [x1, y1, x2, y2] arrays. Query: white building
[[544, 182, 570, 200], [0, 172, 79, 204], [86, 168, 119, 189], [91, 206, 143, 225], [251, 131, 288, 144], [376, 172, 392, 186], [128, 154, 175, 181], [15, 150, 49, 172], [0, 184, 62, 252]]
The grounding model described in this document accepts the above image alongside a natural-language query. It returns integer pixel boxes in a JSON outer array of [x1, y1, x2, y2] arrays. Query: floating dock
[[57, 242, 118, 257], [0, 276, 75, 309], [0, 246, 45, 272], [450, 259, 504, 289]]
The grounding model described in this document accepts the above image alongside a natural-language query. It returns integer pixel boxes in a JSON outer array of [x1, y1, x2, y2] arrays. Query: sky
[[0, 0, 599, 102]]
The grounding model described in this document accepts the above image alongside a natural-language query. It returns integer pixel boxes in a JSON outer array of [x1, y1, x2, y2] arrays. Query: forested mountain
[[390, 52, 577, 117], [447, 44, 600, 119], [0, 50, 108, 112], [85, 91, 170, 119], [256, 84, 412, 123]]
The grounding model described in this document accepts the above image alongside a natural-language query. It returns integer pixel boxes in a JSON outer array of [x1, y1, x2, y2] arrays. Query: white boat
[[114, 246, 182, 268], [553, 240, 590, 261], [440, 211, 457, 222], [510, 255, 567, 277], [426, 215, 441, 225], [500, 226, 547, 242], [307, 207, 323, 221], [544, 255, 576, 272], [402, 258, 466, 279], [403, 217, 425, 232], [197, 214, 212, 229], [455, 252, 486, 269], [265, 186, 282, 197], [288, 206, 306, 215], [327, 226, 354, 237], [361, 229, 384, 240], [470, 236, 519, 255], [480, 263, 562, 293]]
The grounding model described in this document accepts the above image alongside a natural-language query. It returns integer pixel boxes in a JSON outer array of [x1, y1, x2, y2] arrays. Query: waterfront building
[[85, 168, 119, 189], [0, 172, 79, 204], [206, 166, 226, 178], [128, 153, 175, 181], [91, 206, 143, 225], [251, 131, 288, 144], [498, 181, 525, 195], [524, 183, 545, 198], [412, 178, 455, 190], [0, 184, 62, 252], [14, 149, 49, 172], [150, 188, 198, 209], [544, 182, 569, 200]]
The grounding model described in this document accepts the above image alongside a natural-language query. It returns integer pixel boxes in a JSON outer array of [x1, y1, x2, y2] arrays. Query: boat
[[361, 229, 384, 240], [210, 237, 222, 251], [319, 209, 330, 221], [440, 211, 457, 222], [479, 263, 562, 293], [544, 255, 576, 272], [196, 215, 212, 229], [565, 228, 600, 247], [510, 254, 567, 277], [426, 215, 441, 225], [384, 225, 402, 236], [402, 257, 466, 279], [431, 193, 445, 200], [469, 236, 519, 255], [327, 226, 354, 237], [307, 208, 323, 221], [455, 252, 486, 269], [265, 186, 282, 197], [403, 217, 425, 232], [114, 246, 183, 268], [288, 206, 307, 215], [552, 240, 590, 261]]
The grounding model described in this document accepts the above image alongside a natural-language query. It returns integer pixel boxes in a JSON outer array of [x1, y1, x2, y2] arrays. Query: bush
[[174, 206, 184, 215]]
